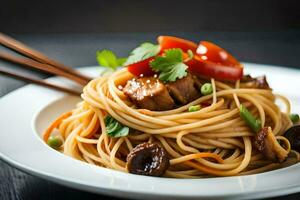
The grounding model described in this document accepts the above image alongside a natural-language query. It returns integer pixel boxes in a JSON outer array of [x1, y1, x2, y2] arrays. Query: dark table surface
[[1, 31, 300, 200]]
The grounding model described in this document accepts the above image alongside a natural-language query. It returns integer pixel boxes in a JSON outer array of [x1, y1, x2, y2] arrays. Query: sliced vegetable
[[47, 136, 63, 149], [150, 49, 188, 82], [201, 83, 213, 95], [239, 104, 262, 133], [158, 36, 198, 52], [187, 56, 243, 81], [188, 105, 201, 112], [196, 41, 241, 67], [96, 50, 127, 70], [187, 41, 243, 81], [290, 113, 300, 124], [104, 115, 129, 137], [125, 43, 160, 66], [127, 57, 155, 76]]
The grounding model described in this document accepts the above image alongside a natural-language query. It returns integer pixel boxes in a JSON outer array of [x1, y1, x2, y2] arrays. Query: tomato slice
[[196, 41, 241, 67], [126, 57, 155, 77], [158, 36, 198, 52], [187, 56, 243, 81], [186, 41, 243, 81], [126, 39, 243, 80]]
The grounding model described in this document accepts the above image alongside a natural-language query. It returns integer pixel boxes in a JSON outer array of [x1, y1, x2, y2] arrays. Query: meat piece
[[254, 127, 288, 162], [241, 75, 270, 89], [126, 142, 170, 177], [123, 77, 174, 111], [166, 73, 201, 104]]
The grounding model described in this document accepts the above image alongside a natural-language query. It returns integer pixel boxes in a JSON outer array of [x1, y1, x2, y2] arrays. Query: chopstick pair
[[0, 32, 92, 95], [0, 69, 81, 96]]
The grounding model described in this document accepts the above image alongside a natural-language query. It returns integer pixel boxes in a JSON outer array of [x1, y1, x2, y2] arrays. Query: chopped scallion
[[239, 104, 262, 133], [201, 83, 213, 96], [188, 105, 201, 112]]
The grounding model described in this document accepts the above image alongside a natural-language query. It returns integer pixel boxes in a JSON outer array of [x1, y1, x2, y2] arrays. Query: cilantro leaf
[[116, 58, 127, 66], [124, 42, 160, 65], [104, 115, 129, 137], [150, 49, 188, 82], [164, 48, 183, 62], [112, 127, 129, 137], [96, 50, 127, 70]]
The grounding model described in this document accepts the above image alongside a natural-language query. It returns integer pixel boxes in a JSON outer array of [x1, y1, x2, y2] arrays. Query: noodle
[[43, 68, 299, 178]]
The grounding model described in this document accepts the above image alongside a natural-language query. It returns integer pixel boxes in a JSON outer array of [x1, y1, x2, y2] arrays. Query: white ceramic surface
[[0, 63, 300, 200]]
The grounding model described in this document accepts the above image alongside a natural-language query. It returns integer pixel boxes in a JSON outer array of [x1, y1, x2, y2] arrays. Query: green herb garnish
[[96, 50, 127, 70], [104, 115, 129, 137], [124, 42, 160, 65], [150, 48, 188, 82]]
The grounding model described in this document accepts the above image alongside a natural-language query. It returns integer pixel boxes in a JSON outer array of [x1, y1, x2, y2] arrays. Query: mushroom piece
[[126, 142, 170, 177], [254, 127, 289, 162], [240, 75, 270, 89], [284, 125, 300, 152]]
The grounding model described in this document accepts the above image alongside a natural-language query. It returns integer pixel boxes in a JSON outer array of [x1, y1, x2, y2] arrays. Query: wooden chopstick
[[0, 32, 91, 83], [0, 51, 88, 86], [0, 68, 81, 96]]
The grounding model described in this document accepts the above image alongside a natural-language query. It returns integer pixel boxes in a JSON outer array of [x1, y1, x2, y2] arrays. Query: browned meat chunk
[[123, 77, 174, 111], [166, 73, 200, 104], [254, 127, 288, 162], [241, 75, 270, 89]]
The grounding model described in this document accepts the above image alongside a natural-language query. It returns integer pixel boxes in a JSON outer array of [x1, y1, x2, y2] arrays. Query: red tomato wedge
[[187, 56, 243, 81], [126, 38, 243, 80], [126, 57, 155, 76], [187, 41, 243, 81], [158, 36, 198, 52], [196, 41, 241, 67]]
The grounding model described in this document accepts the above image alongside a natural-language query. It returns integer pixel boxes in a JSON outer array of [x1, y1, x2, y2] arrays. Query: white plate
[[0, 63, 300, 200]]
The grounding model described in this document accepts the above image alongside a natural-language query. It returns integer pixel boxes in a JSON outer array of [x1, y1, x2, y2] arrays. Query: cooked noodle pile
[[43, 68, 299, 178]]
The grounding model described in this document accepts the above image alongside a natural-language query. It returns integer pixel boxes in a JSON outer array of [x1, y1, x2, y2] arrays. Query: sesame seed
[[146, 80, 151, 84], [142, 90, 147, 96], [154, 74, 158, 78], [140, 74, 144, 77], [118, 85, 123, 90], [201, 55, 208, 60]]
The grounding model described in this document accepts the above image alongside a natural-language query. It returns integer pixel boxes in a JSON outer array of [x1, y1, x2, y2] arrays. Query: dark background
[[1, 0, 300, 33], [1, 0, 300, 200]]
